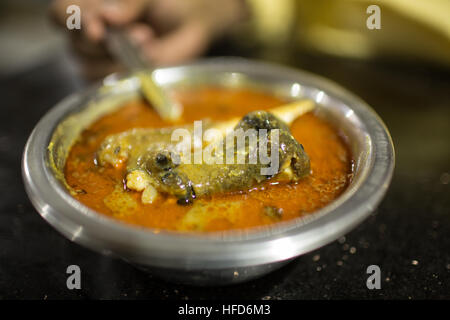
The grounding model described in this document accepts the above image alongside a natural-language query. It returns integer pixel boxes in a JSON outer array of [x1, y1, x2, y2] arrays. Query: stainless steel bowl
[[22, 58, 394, 285]]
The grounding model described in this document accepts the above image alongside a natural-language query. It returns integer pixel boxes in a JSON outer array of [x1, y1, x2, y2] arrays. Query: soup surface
[[65, 87, 353, 232]]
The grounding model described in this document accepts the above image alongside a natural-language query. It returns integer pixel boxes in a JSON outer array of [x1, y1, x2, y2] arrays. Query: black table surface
[[0, 49, 449, 300]]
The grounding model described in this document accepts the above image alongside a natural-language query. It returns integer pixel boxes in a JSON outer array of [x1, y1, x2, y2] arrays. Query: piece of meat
[[97, 100, 314, 204], [138, 111, 310, 204]]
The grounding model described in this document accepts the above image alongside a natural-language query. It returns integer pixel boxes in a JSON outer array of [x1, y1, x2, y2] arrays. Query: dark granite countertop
[[0, 49, 448, 299]]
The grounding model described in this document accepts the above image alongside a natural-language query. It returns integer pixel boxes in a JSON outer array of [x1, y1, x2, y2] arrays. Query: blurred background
[[0, 0, 449, 299], [0, 0, 62, 75]]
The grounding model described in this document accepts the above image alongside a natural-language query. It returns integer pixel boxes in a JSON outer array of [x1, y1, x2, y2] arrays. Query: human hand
[[51, 0, 247, 78]]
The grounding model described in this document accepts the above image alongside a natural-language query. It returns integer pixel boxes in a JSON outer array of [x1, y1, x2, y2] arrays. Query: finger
[[50, 0, 106, 42], [126, 23, 155, 47], [141, 20, 210, 66], [100, 0, 146, 26], [83, 11, 105, 42], [49, 0, 77, 26]]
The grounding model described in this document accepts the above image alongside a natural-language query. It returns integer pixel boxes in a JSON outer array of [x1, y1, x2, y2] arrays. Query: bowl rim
[[22, 57, 395, 269]]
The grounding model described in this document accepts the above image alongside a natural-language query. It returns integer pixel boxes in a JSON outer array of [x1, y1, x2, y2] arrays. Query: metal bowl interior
[[22, 58, 394, 283]]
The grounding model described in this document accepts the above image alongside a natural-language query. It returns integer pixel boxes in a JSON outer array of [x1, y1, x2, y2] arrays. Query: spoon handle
[[106, 28, 182, 121]]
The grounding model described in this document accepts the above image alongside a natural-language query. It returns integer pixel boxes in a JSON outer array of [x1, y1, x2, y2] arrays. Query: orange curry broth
[[65, 87, 353, 232]]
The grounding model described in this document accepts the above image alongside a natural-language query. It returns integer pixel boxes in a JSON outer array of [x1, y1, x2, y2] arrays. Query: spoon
[[106, 28, 182, 121]]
